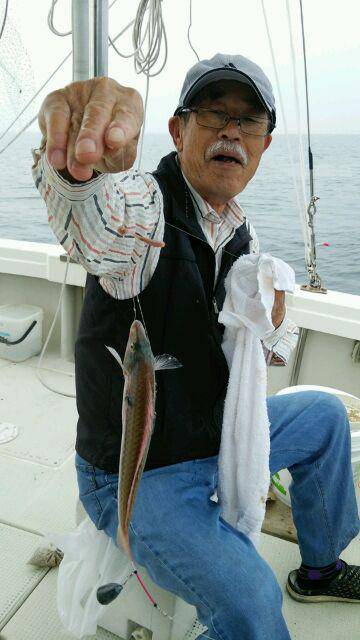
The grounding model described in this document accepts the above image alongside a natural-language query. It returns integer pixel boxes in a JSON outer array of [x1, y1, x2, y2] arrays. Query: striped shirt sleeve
[[31, 150, 164, 298]]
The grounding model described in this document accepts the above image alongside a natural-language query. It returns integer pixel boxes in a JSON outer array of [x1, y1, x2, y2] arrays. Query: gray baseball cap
[[174, 53, 276, 132]]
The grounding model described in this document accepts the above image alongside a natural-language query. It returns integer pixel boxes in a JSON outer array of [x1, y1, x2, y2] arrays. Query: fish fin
[[105, 345, 124, 373], [154, 354, 182, 371]]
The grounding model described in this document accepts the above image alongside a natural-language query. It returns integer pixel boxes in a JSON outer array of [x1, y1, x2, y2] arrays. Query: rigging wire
[[294, 0, 325, 290], [284, 0, 311, 268], [0, 0, 9, 40], [286, 0, 324, 290], [0, 51, 72, 145], [299, 0, 313, 195], [261, 0, 324, 290], [0, 113, 37, 155], [260, 0, 307, 247], [187, 0, 199, 61]]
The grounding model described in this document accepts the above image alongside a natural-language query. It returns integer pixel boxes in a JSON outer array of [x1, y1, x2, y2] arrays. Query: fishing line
[[35, 249, 76, 397], [164, 219, 239, 261], [110, 566, 217, 637], [132, 293, 137, 320], [116, 148, 170, 619], [136, 294, 149, 337]]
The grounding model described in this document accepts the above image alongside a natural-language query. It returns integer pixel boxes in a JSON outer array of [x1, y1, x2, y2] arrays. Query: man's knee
[[299, 392, 351, 459], [292, 391, 348, 431], [309, 391, 349, 431]]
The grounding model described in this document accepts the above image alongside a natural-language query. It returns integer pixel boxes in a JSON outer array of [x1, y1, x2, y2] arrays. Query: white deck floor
[[0, 351, 359, 640]]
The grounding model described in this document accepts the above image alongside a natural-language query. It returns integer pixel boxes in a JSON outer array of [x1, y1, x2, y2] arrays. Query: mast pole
[[94, 0, 109, 77], [72, 0, 108, 82]]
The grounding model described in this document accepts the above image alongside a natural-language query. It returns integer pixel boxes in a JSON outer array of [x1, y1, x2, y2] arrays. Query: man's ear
[[168, 116, 184, 152], [263, 134, 272, 152]]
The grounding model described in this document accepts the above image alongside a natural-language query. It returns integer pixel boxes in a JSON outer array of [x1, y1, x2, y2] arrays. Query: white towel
[[217, 253, 295, 548]]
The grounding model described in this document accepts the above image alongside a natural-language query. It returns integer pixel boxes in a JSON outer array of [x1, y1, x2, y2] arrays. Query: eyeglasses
[[178, 107, 271, 137]]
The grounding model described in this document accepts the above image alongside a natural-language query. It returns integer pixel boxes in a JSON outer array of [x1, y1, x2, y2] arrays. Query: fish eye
[[130, 343, 136, 351]]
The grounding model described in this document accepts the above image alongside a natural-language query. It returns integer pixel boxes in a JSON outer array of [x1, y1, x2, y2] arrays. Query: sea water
[[0, 131, 359, 296]]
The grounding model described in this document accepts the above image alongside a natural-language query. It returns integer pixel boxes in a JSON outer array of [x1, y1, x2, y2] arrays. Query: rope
[[132, 0, 167, 77], [109, 0, 167, 169], [187, 0, 199, 61], [0, 0, 9, 40], [47, 0, 71, 37], [109, 0, 167, 76], [108, 18, 136, 56]]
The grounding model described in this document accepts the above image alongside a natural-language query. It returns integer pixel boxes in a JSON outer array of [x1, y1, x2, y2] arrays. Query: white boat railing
[[1, 238, 359, 341]]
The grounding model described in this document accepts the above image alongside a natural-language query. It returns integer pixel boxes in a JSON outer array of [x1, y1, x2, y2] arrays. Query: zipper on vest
[[213, 297, 219, 314]]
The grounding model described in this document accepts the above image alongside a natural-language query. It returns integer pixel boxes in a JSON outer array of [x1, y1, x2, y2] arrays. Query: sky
[[1, 0, 360, 135]]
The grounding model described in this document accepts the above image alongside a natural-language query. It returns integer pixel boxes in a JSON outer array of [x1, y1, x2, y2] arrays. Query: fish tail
[[118, 528, 133, 561]]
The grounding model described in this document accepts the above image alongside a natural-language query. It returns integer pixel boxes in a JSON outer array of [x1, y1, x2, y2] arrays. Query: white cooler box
[[0, 304, 43, 362], [271, 385, 360, 515]]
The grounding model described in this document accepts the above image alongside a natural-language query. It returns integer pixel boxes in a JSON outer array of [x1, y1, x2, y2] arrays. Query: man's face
[[169, 81, 272, 211]]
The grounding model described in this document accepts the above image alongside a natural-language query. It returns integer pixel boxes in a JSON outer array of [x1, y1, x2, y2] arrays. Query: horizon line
[[26, 129, 360, 136]]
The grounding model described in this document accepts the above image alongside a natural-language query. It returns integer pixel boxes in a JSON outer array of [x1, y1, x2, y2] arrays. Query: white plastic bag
[[51, 517, 132, 638]]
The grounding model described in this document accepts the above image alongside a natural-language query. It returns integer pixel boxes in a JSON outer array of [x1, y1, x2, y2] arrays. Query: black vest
[[75, 152, 251, 472]]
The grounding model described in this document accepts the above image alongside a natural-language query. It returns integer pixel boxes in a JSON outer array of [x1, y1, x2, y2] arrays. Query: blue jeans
[[75, 391, 360, 640]]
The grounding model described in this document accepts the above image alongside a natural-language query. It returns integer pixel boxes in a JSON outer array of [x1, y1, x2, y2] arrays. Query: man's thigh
[[76, 454, 282, 622]]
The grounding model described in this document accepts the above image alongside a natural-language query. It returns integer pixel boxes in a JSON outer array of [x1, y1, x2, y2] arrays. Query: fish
[[105, 319, 181, 560]]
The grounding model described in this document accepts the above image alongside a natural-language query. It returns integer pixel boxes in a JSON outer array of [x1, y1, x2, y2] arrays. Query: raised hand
[[38, 77, 144, 181]]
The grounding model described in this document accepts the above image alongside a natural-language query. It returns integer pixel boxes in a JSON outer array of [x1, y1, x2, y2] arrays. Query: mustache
[[204, 141, 249, 167]]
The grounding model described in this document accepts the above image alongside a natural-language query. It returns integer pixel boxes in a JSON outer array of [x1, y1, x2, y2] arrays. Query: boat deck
[[0, 351, 359, 640]]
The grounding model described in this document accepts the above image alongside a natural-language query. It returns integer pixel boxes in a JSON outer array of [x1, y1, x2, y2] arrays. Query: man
[[33, 54, 360, 639]]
